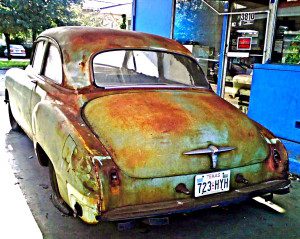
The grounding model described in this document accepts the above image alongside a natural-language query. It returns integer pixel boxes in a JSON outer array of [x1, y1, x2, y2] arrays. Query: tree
[[71, 4, 106, 28], [120, 14, 126, 29], [16, 0, 82, 42], [0, 0, 26, 59], [0, 0, 82, 59]]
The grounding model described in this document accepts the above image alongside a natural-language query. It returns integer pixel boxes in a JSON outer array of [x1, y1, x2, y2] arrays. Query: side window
[[44, 44, 63, 84], [32, 41, 45, 73]]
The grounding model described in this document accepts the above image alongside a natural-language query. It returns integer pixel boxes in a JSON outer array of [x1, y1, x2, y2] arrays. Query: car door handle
[[296, 121, 300, 129]]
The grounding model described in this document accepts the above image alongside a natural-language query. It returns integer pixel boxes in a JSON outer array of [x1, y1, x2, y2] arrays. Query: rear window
[[93, 50, 209, 88]]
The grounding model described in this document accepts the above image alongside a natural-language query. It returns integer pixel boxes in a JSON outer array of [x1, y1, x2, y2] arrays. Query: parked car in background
[[22, 42, 33, 58], [5, 27, 290, 224], [4, 44, 26, 57]]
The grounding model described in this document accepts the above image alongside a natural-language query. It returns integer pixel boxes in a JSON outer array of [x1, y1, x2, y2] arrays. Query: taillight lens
[[266, 143, 289, 177], [109, 169, 120, 187], [273, 148, 281, 169]]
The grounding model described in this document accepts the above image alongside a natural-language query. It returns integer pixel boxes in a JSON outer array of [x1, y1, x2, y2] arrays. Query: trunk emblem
[[183, 145, 235, 169]]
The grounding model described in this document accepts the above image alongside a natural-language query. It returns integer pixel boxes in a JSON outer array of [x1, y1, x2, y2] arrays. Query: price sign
[[237, 37, 252, 50], [240, 12, 255, 21]]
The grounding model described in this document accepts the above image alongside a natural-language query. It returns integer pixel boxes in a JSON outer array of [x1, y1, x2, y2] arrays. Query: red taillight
[[21, 50, 25, 53], [273, 148, 281, 169], [10, 49, 13, 53], [266, 144, 289, 177], [109, 169, 121, 195], [109, 169, 120, 187]]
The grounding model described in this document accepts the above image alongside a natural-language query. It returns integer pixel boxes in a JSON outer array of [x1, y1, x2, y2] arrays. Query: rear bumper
[[101, 179, 290, 221]]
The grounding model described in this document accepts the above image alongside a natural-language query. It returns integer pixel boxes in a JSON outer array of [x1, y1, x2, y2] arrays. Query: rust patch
[[79, 54, 88, 73], [64, 28, 192, 56], [102, 93, 191, 134], [116, 147, 154, 171], [83, 181, 96, 192], [63, 49, 71, 63]]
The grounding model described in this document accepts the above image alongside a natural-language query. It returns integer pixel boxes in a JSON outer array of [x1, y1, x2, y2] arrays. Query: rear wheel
[[8, 102, 22, 131], [49, 161, 73, 215]]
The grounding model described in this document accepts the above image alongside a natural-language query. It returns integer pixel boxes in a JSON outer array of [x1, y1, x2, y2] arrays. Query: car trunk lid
[[83, 90, 269, 179]]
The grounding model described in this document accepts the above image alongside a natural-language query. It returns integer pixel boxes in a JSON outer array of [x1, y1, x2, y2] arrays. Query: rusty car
[[4, 26, 290, 224]]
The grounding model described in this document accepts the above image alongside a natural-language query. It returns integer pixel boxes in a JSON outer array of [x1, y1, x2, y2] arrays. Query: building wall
[[133, 0, 173, 38]]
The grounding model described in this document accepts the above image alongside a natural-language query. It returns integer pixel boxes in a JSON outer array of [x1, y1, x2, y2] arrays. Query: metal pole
[[131, 0, 137, 31], [170, 0, 176, 39], [263, 11, 270, 63], [217, 2, 230, 96], [220, 14, 232, 98], [264, 0, 279, 62]]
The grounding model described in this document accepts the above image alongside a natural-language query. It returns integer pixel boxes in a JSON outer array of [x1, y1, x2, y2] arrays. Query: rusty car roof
[[39, 27, 192, 89]]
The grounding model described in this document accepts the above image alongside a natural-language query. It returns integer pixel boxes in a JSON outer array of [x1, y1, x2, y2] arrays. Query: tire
[[49, 161, 73, 215], [8, 102, 22, 131], [49, 161, 61, 197]]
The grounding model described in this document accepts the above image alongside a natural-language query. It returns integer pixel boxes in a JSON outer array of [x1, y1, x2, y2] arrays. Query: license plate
[[194, 170, 230, 197]]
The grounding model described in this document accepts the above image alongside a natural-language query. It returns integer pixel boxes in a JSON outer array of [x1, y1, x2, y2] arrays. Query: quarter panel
[[32, 101, 101, 209], [5, 68, 34, 136]]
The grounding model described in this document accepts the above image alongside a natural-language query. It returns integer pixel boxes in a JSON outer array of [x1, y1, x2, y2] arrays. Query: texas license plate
[[194, 170, 230, 197]]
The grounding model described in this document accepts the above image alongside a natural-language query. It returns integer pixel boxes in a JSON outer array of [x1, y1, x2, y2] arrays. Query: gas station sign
[[237, 37, 252, 50]]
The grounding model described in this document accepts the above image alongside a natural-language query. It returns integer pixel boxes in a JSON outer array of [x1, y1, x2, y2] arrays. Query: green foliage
[[71, 5, 105, 27], [0, 0, 83, 41], [285, 34, 300, 64], [0, 0, 26, 35], [120, 14, 126, 29], [0, 60, 29, 69]]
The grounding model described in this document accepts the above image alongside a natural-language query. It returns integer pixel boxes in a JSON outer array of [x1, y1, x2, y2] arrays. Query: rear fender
[[31, 100, 107, 221]]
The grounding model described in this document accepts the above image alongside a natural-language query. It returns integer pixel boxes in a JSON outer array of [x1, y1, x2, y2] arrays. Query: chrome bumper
[[101, 179, 290, 221]]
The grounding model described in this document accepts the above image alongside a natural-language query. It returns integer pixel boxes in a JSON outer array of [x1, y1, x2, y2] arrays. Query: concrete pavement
[[0, 95, 42, 238], [0, 70, 6, 96]]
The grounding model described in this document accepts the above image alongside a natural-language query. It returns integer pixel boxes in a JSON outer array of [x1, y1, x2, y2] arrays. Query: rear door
[[24, 40, 47, 136], [30, 42, 64, 134], [7, 40, 46, 136]]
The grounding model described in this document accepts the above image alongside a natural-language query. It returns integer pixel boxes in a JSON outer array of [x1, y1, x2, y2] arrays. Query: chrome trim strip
[[100, 85, 207, 90], [184, 145, 236, 169], [184, 146, 235, 156]]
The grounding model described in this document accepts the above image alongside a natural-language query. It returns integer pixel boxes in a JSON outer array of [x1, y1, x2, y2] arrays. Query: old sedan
[[5, 27, 290, 224], [4, 44, 26, 58]]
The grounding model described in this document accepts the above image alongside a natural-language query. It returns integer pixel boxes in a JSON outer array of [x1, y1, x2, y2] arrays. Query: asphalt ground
[[0, 70, 299, 239]]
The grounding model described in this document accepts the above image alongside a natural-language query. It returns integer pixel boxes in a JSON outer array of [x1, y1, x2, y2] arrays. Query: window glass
[[32, 41, 45, 73], [271, 0, 300, 64], [272, 16, 300, 64], [44, 44, 63, 84], [133, 51, 159, 77], [94, 50, 125, 68], [93, 50, 209, 88]]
